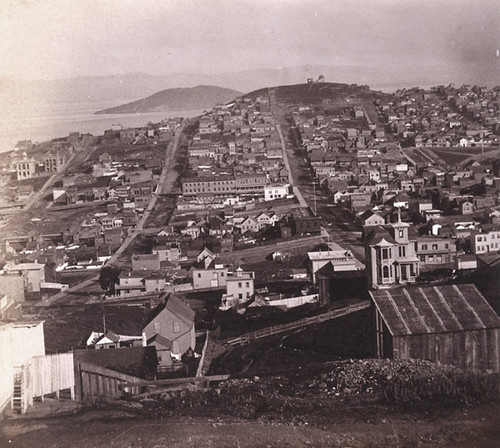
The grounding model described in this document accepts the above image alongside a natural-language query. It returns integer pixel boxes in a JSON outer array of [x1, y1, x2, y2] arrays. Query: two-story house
[[416, 236, 457, 270], [365, 216, 419, 288], [143, 295, 195, 366], [471, 227, 500, 254], [192, 265, 228, 289]]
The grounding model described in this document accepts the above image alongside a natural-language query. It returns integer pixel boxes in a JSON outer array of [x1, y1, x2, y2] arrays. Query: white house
[[220, 269, 255, 310], [264, 184, 289, 201], [471, 229, 500, 254]]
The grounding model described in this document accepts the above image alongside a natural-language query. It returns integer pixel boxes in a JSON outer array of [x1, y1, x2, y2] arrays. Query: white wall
[[0, 322, 45, 412], [0, 325, 15, 412]]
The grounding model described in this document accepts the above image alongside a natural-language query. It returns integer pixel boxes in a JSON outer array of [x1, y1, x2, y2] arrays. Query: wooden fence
[[13, 353, 76, 414], [195, 331, 210, 378], [76, 362, 143, 402], [29, 352, 75, 401], [164, 283, 194, 293], [225, 300, 371, 346], [119, 374, 231, 391]]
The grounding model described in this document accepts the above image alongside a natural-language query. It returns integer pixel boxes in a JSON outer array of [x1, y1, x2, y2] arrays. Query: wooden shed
[[370, 284, 500, 372]]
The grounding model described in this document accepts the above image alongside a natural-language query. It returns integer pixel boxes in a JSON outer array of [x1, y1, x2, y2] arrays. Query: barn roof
[[370, 284, 500, 336]]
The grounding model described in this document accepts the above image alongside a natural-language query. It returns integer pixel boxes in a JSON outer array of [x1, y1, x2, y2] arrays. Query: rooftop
[[370, 284, 500, 337]]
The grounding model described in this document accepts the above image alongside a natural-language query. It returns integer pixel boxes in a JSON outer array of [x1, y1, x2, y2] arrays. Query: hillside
[[245, 82, 394, 108], [95, 85, 242, 114]]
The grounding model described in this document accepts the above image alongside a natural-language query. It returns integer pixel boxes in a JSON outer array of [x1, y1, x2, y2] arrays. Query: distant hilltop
[[95, 85, 242, 114]]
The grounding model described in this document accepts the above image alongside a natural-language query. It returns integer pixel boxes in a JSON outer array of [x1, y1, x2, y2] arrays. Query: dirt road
[[2, 400, 499, 448], [39, 128, 185, 306]]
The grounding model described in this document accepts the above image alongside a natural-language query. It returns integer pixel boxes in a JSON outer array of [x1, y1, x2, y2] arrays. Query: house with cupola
[[365, 214, 419, 289]]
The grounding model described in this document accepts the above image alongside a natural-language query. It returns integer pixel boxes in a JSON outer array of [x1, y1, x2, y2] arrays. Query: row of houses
[[377, 85, 499, 147], [181, 94, 292, 205]]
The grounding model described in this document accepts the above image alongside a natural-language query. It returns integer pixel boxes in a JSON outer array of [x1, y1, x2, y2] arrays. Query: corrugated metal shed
[[370, 284, 500, 372], [370, 284, 500, 336]]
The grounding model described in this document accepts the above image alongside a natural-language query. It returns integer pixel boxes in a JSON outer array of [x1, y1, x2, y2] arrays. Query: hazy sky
[[0, 0, 498, 80]]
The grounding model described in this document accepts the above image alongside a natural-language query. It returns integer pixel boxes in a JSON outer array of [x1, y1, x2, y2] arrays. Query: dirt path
[[2, 401, 499, 447]]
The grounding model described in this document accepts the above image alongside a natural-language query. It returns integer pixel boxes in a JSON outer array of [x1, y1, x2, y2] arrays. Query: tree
[[99, 265, 122, 294]]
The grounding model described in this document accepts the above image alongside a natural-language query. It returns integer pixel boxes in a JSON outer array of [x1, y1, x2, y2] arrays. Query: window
[[421, 244, 428, 250], [382, 248, 391, 260], [398, 230, 404, 238], [173, 321, 180, 333], [238, 282, 242, 288], [383, 266, 390, 278], [198, 273, 201, 278], [238, 293, 243, 299], [445, 243, 449, 249], [399, 246, 406, 257], [246, 282, 250, 287], [220, 272, 224, 277], [432, 244, 438, 250]]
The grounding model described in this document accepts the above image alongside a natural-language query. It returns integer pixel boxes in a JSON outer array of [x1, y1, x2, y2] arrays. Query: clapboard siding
[[387, 328, 500, 372], [372, 285, 500, 373]]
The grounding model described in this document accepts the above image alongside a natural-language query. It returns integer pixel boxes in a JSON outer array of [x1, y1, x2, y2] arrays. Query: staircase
[[12, 367, 25, 414]]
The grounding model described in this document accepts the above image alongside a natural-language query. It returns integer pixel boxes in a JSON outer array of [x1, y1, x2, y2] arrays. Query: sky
[[0, 0, 499, 81]]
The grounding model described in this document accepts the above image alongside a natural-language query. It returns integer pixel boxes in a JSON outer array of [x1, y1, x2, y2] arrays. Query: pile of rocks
[[293, 359, 463, 397], [134, 358, 497, 419]]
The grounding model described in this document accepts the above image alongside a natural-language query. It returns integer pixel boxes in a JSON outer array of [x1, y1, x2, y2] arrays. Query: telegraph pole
[[101, 294, 107, 335], [313, 181, 317, 216]]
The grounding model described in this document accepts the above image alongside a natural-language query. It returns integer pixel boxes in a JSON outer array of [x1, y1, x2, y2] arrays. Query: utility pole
[[481, 127, 484, 159], [101, 294, 107, 335], [312, 181, 317, 216]]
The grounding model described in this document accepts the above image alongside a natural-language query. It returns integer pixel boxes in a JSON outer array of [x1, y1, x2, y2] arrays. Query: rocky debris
[[126, 359, 499, 421], [290, 358, 463, 397]]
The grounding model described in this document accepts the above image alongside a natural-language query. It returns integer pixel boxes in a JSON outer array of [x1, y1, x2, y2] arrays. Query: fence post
[[39, 362, 44, 403]]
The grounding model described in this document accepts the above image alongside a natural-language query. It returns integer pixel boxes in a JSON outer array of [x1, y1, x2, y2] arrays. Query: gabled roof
[[98, 330, 120, 343], [147, 333, 172, 349], [370, 284, 500, 337], [360, 209, 383, 221], [198, 247, 215, 258], [144, 294, 195, 328]]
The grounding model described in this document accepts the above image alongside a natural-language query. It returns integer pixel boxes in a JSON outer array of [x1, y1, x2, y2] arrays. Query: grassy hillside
[[96, 85, 242, 114]]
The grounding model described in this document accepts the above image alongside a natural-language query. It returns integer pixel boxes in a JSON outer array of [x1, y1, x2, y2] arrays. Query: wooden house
[[143, 294, 195, 367], [370, 284, 500, 372]]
